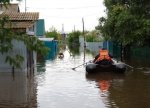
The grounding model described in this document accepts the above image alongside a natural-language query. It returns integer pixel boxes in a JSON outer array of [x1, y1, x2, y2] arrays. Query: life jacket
[[95, 49, 111, 63]]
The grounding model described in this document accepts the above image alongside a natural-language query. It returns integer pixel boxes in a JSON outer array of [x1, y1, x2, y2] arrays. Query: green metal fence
[[130, 46, 150, 60], [106, 41, 121, 58]]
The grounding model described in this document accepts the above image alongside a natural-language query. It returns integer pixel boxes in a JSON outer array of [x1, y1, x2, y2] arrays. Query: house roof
[[0, 3, 39, 29], [0, 3, 20, 12], [0, 12, 39, 28], [1, 11, 39, 21]]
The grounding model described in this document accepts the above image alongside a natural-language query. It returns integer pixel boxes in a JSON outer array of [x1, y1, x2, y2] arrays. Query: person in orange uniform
[[93, 48, 113, 64]]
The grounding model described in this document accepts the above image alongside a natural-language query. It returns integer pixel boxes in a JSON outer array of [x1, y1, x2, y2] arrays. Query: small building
[[0, 4, 40, 72], [0, 4, 38, 107], [0, 11, 39, 35], [38, 38, 58, 60]]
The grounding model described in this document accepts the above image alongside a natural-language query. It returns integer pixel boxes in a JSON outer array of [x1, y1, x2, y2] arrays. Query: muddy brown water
[[0, 49, 150, 108]]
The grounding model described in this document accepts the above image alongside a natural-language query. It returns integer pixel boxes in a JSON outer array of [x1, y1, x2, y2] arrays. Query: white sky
[[12, 0, 106, 33]]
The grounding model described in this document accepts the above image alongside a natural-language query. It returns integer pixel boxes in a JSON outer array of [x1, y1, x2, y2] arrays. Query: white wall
[[79, 37, 103, 54], [86, 42, 103, 54]]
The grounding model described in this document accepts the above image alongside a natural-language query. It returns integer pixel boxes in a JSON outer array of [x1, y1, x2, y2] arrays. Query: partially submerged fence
[[0, 40, 29, 72]]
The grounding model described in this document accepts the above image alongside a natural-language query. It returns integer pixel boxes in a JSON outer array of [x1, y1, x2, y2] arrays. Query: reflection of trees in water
[[58, 41, 66, 52], [109, 71, 150, 108], [125, 57, 150, 68], [86, 72, 125, 108], [68, 44, 80, 55], [36, 62, 46, 73]]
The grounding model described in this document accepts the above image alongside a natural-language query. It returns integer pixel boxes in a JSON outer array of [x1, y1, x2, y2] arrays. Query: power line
[[40, 13, 101, 19], [26, 5, 100, 10]]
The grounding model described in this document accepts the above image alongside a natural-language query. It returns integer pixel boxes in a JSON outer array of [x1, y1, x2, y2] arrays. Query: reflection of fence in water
[[0, 72, 37, 107], [129, 46, 150, 67]]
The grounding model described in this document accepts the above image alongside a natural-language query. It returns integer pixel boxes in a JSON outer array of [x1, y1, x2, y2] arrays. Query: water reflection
[[1, 45, 150, 108], [34, 45, 150, 108], [86, 72, 125, 108], [109, 70, 150, 108], [0, 72, 37, 108], [37, 61, 46, 73], [68, 44, 80, 55]]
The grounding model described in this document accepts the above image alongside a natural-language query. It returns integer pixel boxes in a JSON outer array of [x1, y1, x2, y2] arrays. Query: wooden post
[[74, 25, 76, 32]]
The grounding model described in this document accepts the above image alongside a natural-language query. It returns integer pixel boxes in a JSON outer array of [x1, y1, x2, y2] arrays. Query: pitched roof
[[0, 3, 40, 29], [1, 12, 39, 21], [0, 12, 39, 28]]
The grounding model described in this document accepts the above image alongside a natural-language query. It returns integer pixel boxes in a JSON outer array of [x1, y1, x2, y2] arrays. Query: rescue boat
[[86, 59, 126, 73]]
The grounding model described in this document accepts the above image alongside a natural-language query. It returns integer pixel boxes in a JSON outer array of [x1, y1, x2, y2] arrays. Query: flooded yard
[[0, 47, 150, 108]]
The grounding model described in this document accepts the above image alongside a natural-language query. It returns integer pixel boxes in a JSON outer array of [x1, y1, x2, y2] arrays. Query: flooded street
[[1, 47, 150, 108]]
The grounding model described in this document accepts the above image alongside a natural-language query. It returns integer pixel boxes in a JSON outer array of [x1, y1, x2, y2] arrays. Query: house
[[0, 11, 39, 35], [0, 3, 40, 72], [0, 4, 38, 106]]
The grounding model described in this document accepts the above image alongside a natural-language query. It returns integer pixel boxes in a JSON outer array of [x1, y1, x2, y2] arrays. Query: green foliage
[[96, 0, 150, 46], [5, 54, 24, 68], [85, 30, 103, 42], [20, 35, 50, 57], [68, 43, 80, 55], [45, 27, 62, 40], [0, 16, 13, 54], [0, 0, 10, 4], [0, 15, 49, 69], [67, 31, 81, 44]]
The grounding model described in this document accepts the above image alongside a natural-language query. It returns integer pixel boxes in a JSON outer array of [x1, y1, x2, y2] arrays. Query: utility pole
[[62, 24, 64, 33], [74, 25, 76, 32], [82, 18, 86, 63], [25, 0, 27, 12], [61, 24, 65, 40], [82, 18, 86, 48]]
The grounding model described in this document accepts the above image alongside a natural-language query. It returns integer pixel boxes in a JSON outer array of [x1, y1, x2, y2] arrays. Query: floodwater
[[0, 46, 150, 108]]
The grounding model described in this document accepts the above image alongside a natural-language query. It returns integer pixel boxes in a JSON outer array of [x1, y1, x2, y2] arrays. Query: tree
[[67, 31, 81, 45], [85, 30, 103, 42], [96, 0, 150, 46], [67, 31, 82, 55], [45, 27, 61, 40]]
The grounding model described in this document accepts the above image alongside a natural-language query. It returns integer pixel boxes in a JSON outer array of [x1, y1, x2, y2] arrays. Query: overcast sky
[[13, 0, 106, 33]]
